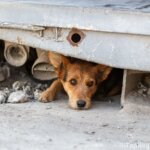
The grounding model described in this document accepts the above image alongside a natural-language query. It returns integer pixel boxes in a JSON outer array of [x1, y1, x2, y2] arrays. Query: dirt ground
[[0, 65, 150, 150]]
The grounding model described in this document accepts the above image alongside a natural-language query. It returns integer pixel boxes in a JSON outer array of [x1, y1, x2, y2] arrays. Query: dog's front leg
[[39, 79, 62, 103]]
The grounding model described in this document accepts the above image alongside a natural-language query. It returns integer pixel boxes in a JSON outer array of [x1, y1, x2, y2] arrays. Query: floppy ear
[[95, 64, 112, 82], [48, 51, 70, 69], [48, 51, 62, 68], [48, 51, 70, 79]]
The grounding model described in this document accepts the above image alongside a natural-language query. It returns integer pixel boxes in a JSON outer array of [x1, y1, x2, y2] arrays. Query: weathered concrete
[[0, 99, 150, 150], [1, 1, 150, 71]]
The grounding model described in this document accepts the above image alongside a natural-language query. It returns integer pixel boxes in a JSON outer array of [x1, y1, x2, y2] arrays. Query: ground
[[0, 65, 150, 150], [0, 98, 150, 150]]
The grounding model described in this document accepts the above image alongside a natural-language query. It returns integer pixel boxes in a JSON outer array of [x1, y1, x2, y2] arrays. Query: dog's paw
[[39, 91, 54, 103]]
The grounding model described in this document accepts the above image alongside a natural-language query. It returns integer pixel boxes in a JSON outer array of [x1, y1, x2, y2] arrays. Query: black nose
[[77, 100, 86, 108]]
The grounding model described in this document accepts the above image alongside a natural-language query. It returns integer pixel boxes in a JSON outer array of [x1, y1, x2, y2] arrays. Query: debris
[[0, 88, 11, 103], [0, 91, 7, 103], [7, 91, 28, 103], [35, 83, 48, 91], [137, 88, 145, 95], [137, 74, 150, 98], [12, 81, 27, 91], [23, 85, 31, 95], [34, 89, 42, 100]]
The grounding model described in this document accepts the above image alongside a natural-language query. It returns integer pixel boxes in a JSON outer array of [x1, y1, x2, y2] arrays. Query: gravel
[[0, 64, 48, 104], [0, 80, 48, 104]]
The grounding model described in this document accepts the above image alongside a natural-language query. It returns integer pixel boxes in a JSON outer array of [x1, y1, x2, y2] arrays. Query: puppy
[[39, 52, 116, 110]]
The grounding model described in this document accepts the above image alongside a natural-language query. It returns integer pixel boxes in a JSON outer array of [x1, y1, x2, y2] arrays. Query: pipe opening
[[5, 44, 28, 67], [10, 46, 24, 60], [71, 33, 81, 44]]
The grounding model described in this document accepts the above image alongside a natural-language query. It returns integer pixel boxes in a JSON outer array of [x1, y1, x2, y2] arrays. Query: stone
[[12, 81, 28, 91], [34, 89, 42, 100], [23, 85, 31, 94], [7, 91, 28, 103]]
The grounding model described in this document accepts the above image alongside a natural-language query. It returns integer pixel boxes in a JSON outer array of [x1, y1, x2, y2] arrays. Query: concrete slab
[[0, 64, 150, 150], [0, 98, 150, 150]]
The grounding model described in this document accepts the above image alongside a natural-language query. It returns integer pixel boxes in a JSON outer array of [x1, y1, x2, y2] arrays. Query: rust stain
[[67, 28, 85, 47]]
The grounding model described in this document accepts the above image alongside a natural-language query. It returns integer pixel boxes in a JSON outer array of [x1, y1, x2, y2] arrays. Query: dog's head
[[49, 52, 112, 109]]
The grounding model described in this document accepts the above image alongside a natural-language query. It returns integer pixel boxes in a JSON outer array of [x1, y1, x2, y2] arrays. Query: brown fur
[[39, 52, 112, 109]]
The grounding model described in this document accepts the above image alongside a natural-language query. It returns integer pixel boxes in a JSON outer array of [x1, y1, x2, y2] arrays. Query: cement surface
[[0, 98, 150, 150]]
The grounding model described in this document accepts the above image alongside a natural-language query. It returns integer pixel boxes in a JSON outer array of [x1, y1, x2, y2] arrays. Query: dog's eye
[[70, 79, 77, 86], [86, 81, 94, 87]]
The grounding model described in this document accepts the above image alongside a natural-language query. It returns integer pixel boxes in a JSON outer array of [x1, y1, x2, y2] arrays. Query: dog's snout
[[77, 100, 86, 108]]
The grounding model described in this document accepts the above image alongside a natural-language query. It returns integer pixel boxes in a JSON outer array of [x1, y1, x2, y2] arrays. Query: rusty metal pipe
[[4, 42, 29, 67]]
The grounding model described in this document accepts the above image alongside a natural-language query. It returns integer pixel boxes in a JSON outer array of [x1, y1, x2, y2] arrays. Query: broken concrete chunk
[[34, 89, 42, 100], [137, 89, 145, 95], [0, 88, 11, 104], [7, 91, 28, 103], [35, 83, 48, 91], [23, 85, 31, 95], [12, 81, 27, 91]]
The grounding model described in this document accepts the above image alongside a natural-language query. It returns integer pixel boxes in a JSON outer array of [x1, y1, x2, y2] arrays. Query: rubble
[[0, 91, 7, 103], [0, 80, 48, 104], [0, 65, 49, 104], [12, 81, 27, 91], [136, 74, 150, 97], [0, 88, 11, 103], [34, 89, 42, 100], [7, 91, 28, 103]]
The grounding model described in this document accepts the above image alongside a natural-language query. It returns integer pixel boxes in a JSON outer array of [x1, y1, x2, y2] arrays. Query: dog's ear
[[48, 52, 62, 68], [48, 52, 70, 69], [48, 52, 70, 80], [94, 64, 112, 82]]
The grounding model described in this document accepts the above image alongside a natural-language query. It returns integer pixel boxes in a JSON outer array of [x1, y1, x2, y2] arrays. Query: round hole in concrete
[[71, 33, 81, 44]]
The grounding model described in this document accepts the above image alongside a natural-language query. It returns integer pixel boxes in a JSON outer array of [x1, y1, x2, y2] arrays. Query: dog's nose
[[77, 100, 86, 108]]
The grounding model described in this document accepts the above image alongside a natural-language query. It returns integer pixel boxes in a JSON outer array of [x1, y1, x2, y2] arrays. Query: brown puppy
[[39, 52, 112, 109]]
